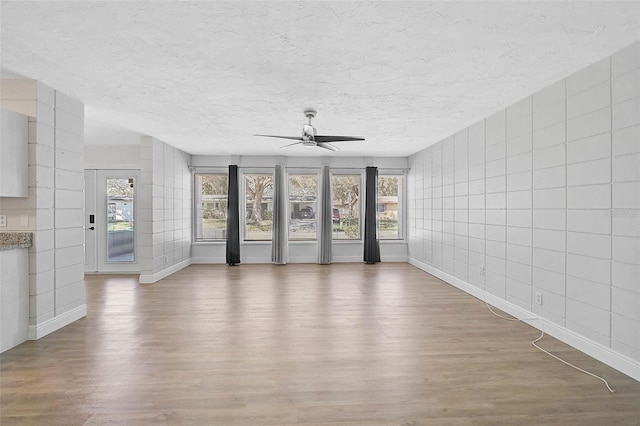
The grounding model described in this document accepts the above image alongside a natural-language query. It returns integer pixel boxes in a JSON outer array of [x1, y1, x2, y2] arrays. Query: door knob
[[88, 226, 95, 230]]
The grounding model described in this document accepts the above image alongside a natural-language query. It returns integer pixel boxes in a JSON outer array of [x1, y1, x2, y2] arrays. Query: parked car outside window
[[332, 208, 340, 223], [297, 206, 315, 219]]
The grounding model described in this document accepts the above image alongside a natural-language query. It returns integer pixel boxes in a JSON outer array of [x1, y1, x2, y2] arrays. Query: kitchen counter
[[0, 232, 33, 250]]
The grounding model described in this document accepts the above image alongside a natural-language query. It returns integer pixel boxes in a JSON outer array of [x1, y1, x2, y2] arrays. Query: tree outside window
[[331, 175, 360, 240], [245, 174, 273, 240], [194, 173, 227, 241]]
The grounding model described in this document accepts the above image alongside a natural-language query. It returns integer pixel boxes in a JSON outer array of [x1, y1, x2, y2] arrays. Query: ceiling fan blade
[[254, 134, 303, 141], [317, 142, 339, 151], [314, 135, 365, 143], [279, 141, 303, 149]]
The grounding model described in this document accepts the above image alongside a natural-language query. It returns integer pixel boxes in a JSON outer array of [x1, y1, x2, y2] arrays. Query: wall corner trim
[[408, 257, 640, 383], [27, 304, 87, 340], [139, 258, 192, 284]]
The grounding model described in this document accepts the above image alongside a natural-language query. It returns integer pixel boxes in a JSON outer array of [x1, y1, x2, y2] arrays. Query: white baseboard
[[408, 257, 640, 383], [139, 258, 192, 284], [332, 256, 363, 263], [192, 256, 407, 264], [288, 256, 318, 264], [241, 257, 272, 264], [191, 256, 226, 264], [381, 255, 409, 263], [28, 304, 87, 340]]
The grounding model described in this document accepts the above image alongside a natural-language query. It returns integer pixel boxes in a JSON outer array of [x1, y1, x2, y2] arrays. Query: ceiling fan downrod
[[304, 108, 317, 125]]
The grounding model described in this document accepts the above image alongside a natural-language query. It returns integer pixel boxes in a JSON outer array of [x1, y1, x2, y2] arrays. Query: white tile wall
[[609, 42, 640, 360], [407, 41, 640, 365], [139, 137, 192, 279], [533, 248, 565, 274], [1, 82, 86, 330], [567, 232, 611, 259], [567, 158, 611, 186], [567, 107, 611, 142], [567, 133, 611, 163], [612, 125, 639, 156], [566, 252, 611, 287], [567, 209, 611, 234], [566, 57, 610, 96], [567, 184, 611, 209], [533, 165, 565, 189], [533, 121, 565, 150]]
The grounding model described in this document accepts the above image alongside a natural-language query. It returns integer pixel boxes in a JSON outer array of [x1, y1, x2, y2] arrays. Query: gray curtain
[[364, 166, 381, 264], [226, 165, 241, 265], [271, 165, 288, 264], [318, 165, 332, 264]]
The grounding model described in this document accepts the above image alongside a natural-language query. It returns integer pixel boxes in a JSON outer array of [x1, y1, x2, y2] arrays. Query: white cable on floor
[[484, 299, 616, 393]]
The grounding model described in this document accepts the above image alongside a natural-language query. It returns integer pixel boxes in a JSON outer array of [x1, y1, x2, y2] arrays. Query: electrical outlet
[[535, 292, 543, 305], [0, 214, 6, 227], [480, 266, 485, 276]]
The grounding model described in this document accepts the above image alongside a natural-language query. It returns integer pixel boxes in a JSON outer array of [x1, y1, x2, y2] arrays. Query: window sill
[[193, 240, 226, 245]]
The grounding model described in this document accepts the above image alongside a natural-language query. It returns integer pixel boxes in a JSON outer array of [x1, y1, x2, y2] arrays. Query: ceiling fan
[[255, 109, 365, 151]]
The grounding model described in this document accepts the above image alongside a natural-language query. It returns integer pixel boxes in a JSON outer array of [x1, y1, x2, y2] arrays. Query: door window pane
[[245, 174, 273, 241], [377, 175, 404, 239], [288, 174, 318, 240], [107, 178, 134, 262], [194, 174, 228, 241], [331, 175, 360, 240]]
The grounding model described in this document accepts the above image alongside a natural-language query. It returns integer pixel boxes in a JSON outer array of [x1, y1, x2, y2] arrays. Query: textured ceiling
[[1, 1, 639, 156]]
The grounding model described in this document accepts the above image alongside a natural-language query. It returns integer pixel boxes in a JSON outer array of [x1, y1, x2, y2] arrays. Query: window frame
[[376, 172, 406, 241], [193, 170, 229, 242], [241, 169, 275, 242], [287, 169, 320, 242], [330, 171, 364, 241]]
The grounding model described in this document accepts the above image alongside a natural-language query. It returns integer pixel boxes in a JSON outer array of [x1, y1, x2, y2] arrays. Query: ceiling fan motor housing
[[302, 124, 316, 145]]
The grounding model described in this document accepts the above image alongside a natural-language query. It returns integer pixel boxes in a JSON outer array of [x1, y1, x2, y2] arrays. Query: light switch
[[0, 214, 6, 227], [20, 214, 28, 227]]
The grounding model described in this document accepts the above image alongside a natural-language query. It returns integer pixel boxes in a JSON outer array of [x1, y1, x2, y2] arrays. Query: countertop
[[0, 232, 33, 251]]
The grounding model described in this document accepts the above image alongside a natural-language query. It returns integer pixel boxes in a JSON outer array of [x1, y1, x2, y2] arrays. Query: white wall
[[191, 155, 409, 264], [0, 80, 86, 339], [85, 144, 140, 169], [139, 137, 192, 283], [407, 41, 640, 380]]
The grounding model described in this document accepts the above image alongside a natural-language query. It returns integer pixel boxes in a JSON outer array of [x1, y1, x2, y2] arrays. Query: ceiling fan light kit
[[255, 109, 365, 151]]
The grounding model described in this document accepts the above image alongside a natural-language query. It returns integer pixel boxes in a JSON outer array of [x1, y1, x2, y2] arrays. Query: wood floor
[[1, 263, 639, 425]]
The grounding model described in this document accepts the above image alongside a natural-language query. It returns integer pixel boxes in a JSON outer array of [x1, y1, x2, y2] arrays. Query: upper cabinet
[[0, 108, 29, 197]]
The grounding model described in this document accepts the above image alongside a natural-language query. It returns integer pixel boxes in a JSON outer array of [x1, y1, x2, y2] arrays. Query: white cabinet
[[0, 247, 29, 352], [0, 107, 29, 197]]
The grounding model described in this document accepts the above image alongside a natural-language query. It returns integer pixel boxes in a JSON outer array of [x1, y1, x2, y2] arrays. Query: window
[[106, 177, 135, 262], [194, 173, 227, 241], [377, 175, 404, 239], [288, 174, 318, 240], [331, 174, 361, 240], [244, 174, 273, 241]]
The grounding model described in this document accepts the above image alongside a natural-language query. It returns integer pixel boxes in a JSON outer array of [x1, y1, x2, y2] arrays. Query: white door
[[84, 169, 140, 273], [84, 170, 97, 272]]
